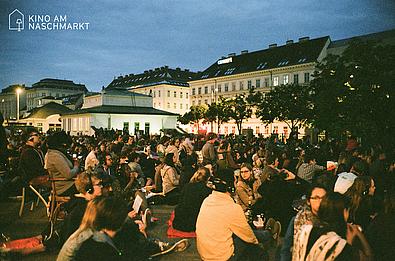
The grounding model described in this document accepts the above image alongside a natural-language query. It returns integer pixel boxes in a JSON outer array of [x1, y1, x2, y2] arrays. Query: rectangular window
[[204, 86, 208, 94], [158, 90, 161, 97], [264, 78, 269, 87], [198, 87, 202, 95], [256, 79, 261, 88], [192, 101, 195, 106], [167, 102, 170, 108], [273, 76, 279, 86], [304, 72, 310, 83], [283, 126, 288, 137], [153, 91, 156, 98], [274, 126, 278, 134], [123, 122, 129, 133], [256, 126, 260, 134], [232, 82, 236, 91], [224, 83, 229, 92], [180, 103, 183, 109], [153, 102, 156, 107], [192, 88, 195, 95], [204, 99, 208, 104], [224, 126, 228, 134], [232, 126, 236, 134], [283, 75, 289, 85], [134, 122, 140, 135], [247, 80, 252, 89], [217, 84, 222, 92], [145, 123, 150, 135], [186, 93, 189, 99], [294, 74, 299, 84], [180, 92, 183, 98], [174, 103, 176, 109], [239, 81, 244, 90], [167, 90, 170, 97], [174, 91, 177, 98], [198, 100, 201, 105]]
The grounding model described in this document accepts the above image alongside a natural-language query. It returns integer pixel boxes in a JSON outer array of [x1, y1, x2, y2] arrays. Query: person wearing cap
[[201, 133, 218, 166], [196, 169, 266, 260], [334, 172, 358, 195]]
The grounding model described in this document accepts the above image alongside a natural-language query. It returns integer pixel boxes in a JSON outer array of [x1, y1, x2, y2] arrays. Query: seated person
[[172, 167, 212, 232], [235, 163, 263, 214], [196, 168, 269, 261]]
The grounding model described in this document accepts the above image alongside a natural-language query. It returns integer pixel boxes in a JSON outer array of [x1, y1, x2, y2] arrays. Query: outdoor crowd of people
[[0, 119, 394, 260]]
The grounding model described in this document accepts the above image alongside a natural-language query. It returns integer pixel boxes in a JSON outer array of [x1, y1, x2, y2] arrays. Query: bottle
[[245, 196, 253, 225]]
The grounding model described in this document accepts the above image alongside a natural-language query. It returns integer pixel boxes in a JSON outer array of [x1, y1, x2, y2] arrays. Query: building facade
[[106, 66, 196, 115], [61, 89, 178, 136], [0, 84, 27, 120], [189, 36, 330, 137], [26, 78, 87, 111]]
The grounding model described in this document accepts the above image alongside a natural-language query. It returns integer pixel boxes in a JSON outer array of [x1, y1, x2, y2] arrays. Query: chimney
[[164, 65, 169, 69], [228, 53, 236, 57], [269, 43, 277, 48], [176, 67, 181, 71], [185, 69, 190, 72], [241, 50, 248, 54], [298, 36, 310, 42], [144, 70, 148, 73], [286, 40, 294, 45]]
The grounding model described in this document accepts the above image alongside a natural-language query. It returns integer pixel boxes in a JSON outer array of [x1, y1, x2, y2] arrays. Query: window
[[204, 86, 208, 94], [198, 100, 201, 105], [123, 122, 129, 133], [283, 75, 289, 85], [224, 83, 229, 92], [218, 84, 222, 92], [247, 80, 252, 89], [224, 126, 228, 134], [174, 103, 176, 109], [210, 85, 214, 92], [283, 126, 288, 137], [239, 81, 244, 90], [167, 102, 170, 108], [294, 74, 299, 84], [232, 126, 236, 134], [167, 90, 170, 97], [192, 88, 196, 95], [192, 101, 195, 106], [180, 92, 183, 98], [185, 104, 188, 109], [256, 62, 267, 70], [145, 123, 150, 135], [180, 103, 183, 109], [256, 79, 261, 88], [232, 82, 236, 91], [153, 102, 156, 107], [224, 68, 236, 75], [204, 99, 208, 104], [174, 91, 177, 98], [273, 76, 279, 86], [304, 73, 310, 83], [198, 87, 202, 95], [158, 90, 161, 97], [256, 126, 260, 134], [265, 125, 269, 134], [264, 78, 269, 87], [186, 93, 189, 99], [134, 122, 140, 135], [158, 102, 161, 108], [274, 126, 278, 134], [153, 91, 156, 98]]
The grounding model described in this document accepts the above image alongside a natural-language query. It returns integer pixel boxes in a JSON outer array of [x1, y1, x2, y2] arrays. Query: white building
[[61, 89, 178, 136], [189, 36, 331, 138], [0, 84, 27, 120], [106, 66, 196, 115]]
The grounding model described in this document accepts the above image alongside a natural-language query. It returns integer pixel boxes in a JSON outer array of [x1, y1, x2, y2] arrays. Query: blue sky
[[1, 0, 394, 91]]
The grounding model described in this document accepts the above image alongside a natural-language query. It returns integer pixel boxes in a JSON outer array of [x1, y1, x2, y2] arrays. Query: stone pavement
[[1, 199, 280, 260]]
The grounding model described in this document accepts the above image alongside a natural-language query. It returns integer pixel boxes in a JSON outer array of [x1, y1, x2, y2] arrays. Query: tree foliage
[[227, 93, 253, 134], [310, 40, 395, 147], [255, 83, 313, 130], [178, 105, 208, 132]]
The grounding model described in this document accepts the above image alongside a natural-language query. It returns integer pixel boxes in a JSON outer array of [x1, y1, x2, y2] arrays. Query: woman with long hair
[[172, 167, 212, 232], [344, 175, 376, 229], [293, 192, 372, 261], [57, 196, 128, 260], [235, 163, 262, 213]]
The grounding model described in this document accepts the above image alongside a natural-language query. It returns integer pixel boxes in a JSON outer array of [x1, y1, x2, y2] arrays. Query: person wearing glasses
[[235, 163, 262, 213]]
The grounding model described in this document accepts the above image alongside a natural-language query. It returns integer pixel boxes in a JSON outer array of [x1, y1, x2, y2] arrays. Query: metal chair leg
[[19, 187, 25, 217]]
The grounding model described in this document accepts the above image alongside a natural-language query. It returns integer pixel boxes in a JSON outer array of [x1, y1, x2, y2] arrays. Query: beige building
[[26, 78, 87, 111], [0, 84, 27, 120], [106, 66, 196, 115], [189, 36, 331, 137]]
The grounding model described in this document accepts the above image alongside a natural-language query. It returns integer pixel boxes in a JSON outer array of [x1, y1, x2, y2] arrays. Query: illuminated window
[[283, 75, 289, 85], [273, 76, 279, 86]]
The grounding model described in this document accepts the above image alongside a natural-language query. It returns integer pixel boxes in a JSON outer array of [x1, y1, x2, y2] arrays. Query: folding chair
[[18, 176, 50, 217], [48, 178, 72, 224]]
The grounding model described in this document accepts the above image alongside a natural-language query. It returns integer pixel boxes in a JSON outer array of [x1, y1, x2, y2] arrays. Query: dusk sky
[[1, 0, 394, 91]]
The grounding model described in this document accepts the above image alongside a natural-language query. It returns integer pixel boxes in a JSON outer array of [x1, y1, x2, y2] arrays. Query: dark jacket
[[19, 144, 46, 182], [173, 182, 211, 232]]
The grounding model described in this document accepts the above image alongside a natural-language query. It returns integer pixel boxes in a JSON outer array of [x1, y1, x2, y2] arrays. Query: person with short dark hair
[[201, 133, 217, 166]]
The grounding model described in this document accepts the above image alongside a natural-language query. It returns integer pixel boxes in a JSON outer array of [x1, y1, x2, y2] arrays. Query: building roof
[[1, 84, 28, 94], [329, 29, 395, 49], [31, 78, 88, 92], [106, 66, 198, 90], [24, 102, 72, 119], [62, 105, 178, 116], [194, 36, 330, 81]]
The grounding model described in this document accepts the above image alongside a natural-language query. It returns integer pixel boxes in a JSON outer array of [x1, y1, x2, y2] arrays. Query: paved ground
[[1, 199, 280, 260]]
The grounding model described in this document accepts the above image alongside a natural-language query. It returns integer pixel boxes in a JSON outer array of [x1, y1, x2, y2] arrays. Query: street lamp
[[16, 88, 23, 121]]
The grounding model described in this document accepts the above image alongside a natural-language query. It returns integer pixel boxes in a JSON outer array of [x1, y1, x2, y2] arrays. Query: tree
[[204, 96, 232, 133], [178, 105, 208, 133], [310, 39, 395, 148], [255, 83, 313, 131], [227, 93, 253, 134]]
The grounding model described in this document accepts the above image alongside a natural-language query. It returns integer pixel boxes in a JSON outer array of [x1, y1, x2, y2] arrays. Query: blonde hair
[[190, 167, 210, 183], [75, 171, 100, 194]]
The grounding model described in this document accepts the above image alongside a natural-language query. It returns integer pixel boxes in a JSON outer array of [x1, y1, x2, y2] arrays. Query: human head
[[79, 196, 128, 233], [334, 172, 357, 194], [190, 167, 210, 183], [130, 152, 140, 163], [75, 171, 111, 198], [105, 153, 113, 167], [240, 163, 253, 182], [266, 152, 279, 167], [25, 128, 40, 148], [164, 153, 175, 166], [47, 131, 72, 150], [206, 132, 217, 143], [317, 192, 350, 238], [307, 186, 327, 216], [210, 168, 235, 193]]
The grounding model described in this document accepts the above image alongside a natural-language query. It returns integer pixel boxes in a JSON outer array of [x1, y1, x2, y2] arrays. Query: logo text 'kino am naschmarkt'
[[9, 9, 24, 31]]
